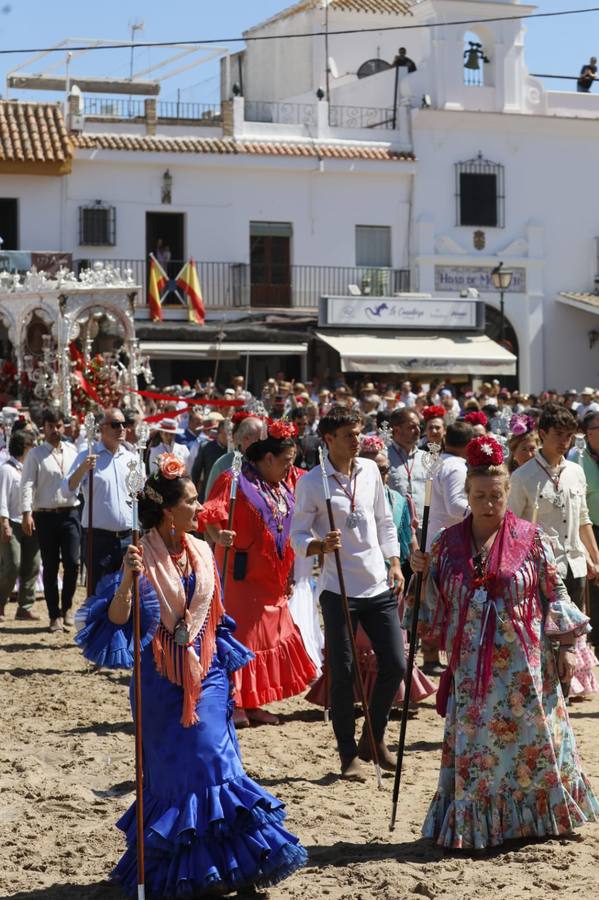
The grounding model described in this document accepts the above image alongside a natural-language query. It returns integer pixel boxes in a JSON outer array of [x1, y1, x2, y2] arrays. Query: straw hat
[[153, 418, 184, 435]]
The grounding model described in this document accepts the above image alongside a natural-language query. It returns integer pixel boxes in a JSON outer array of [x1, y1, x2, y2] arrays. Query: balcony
[[74, 259, 410, 314], [82, 96, 222, 125], [244, 100, 395, 131]]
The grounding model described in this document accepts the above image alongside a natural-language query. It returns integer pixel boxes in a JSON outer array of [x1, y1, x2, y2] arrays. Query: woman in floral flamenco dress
[[75, 454, 306, 897], [408, 435, 599, 850], [202, 421, 316, 727]]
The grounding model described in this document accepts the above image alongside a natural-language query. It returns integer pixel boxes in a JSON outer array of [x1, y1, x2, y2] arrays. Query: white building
[[1, 0, 599, 393]]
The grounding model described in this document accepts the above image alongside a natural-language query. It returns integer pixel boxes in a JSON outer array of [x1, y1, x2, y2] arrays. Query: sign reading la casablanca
[[321, 295, 481, 330]]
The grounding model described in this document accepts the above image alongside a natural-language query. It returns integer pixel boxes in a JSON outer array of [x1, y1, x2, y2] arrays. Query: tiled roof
[[0, 101, 72, 164], [246, 0, 412, 32], [74, 133, 414, 161]]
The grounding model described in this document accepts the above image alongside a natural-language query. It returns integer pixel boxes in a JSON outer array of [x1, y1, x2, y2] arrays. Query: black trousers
[[83, 529, 132, 596], [320, 588, 406, 760], [565, 568, 586, 612], [33, 508, 81, 620]]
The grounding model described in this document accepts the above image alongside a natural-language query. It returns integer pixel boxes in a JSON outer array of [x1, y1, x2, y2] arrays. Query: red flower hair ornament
[[464, 411, 489, 428], [361, 435, 385, 454], [422, 405, 446, 422], [466, 436, 505, 468], [267, 420, 298, 440], [156, 453, 187, 480]]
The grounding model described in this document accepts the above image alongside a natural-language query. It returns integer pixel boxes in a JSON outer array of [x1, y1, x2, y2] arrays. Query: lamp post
[[491, 261, 513, 344]]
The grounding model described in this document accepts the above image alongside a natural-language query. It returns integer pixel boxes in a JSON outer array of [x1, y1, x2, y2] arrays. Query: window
[[357, 59, 391, 79], [79, 202, 116, 246], [355, 225, 391, 267], [455, 153, 504, 228]]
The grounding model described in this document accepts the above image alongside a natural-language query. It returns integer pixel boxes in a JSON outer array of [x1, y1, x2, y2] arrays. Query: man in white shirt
[[292, 406, 405, 781], [64, 408, 137, 594], [0, 430, 40, 621], [21, 409, 80, 632], [426, 421, 473, 550], [509, 403, 599, 609]]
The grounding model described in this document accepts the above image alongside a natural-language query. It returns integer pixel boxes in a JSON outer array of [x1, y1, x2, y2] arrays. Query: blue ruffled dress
[[75, 571, 307, 898]]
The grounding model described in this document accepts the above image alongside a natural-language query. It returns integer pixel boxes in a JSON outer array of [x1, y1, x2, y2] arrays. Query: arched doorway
[[485, 304, 519, 390]]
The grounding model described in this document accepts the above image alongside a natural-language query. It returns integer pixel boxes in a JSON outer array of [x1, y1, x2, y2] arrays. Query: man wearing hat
[[564, 390, 580, 414], [578, 388, 599, 422], [148, 418, 190, 475]]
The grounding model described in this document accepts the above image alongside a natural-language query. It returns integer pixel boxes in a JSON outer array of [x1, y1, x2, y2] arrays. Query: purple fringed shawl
[[238, 462, 295, 557], [436, 510, 544, 700]]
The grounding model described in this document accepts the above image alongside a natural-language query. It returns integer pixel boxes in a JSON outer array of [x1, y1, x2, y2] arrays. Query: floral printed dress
[[405, 525, 599, 850]]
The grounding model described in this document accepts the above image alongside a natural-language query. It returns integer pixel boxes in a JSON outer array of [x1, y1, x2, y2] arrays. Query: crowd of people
[[3, 371, 599, 895]]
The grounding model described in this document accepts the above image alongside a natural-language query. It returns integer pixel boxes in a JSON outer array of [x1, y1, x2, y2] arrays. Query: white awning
[[558, 292, 599, 315], [316, 331, 517, 376], [140, 341, 308, 360]]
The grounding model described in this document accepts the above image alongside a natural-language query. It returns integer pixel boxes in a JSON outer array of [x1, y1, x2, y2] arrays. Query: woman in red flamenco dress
[[201, 421, 316, 727]]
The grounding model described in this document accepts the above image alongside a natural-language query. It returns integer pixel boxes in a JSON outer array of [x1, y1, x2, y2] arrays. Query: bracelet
[[113, 585, 132, 606]]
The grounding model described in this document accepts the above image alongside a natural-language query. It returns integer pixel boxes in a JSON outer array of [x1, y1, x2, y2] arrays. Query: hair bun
[[466, 435, 504, 468]]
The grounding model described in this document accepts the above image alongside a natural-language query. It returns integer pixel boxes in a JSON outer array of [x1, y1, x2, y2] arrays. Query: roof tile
[[0, 100, 71, 165], [73, 132, 414, 161]]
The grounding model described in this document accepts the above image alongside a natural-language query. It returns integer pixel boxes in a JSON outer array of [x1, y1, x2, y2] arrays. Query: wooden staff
[[390, 442, 442, 830], [317, 447, 382, 789], [126, 422, 150, 900], [84, 412, 96, 593], [221, 451, 242, 597]]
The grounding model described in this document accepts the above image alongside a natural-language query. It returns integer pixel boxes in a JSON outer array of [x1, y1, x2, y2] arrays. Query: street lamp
[[491, 261, 513, 343]]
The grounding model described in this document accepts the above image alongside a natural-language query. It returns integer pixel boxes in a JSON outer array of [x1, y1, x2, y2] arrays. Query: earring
[[170, 520, 175, 536]]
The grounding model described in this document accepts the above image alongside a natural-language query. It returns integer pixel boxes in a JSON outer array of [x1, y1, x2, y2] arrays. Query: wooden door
[[250, 235, 291, 307]]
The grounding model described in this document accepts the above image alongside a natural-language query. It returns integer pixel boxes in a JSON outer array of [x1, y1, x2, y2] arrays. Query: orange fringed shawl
[[141, 529, 224, 727]]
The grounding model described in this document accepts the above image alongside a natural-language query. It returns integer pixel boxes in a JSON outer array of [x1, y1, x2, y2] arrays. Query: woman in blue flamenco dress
[[75, 453, 306, 898]]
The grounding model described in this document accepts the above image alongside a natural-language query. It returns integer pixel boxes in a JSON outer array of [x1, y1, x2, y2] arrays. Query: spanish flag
[[176, 259, 205, 325], [148, 254, 168, 322]]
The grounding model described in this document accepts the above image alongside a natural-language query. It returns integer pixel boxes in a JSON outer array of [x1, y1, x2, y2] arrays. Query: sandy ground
[[2, 594, 599, 900]]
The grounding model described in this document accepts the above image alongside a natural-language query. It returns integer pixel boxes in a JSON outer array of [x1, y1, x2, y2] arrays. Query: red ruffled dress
[[201, 470, 316, 710]]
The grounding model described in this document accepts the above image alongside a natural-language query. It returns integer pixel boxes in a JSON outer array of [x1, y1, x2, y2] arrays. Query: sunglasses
[[106, 421, 125, 430]]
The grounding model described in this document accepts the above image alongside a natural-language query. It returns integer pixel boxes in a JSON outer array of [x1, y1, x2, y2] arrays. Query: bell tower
[[425, 0, 535, 113]]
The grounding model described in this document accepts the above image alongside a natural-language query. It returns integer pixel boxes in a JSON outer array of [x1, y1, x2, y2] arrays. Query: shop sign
[[322, 295, 480, 330], [434, 265, 526, 293]]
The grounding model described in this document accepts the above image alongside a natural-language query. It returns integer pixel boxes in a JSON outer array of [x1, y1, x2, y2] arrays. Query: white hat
[[581, 387, 595, 396], [153, 418, 184, 435]]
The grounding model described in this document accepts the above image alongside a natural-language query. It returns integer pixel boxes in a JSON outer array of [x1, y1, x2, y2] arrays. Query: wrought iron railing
[[82, 97, 221, 122], [244, 100, 318, 127], [74, 259, 410, 310], [329, 104, 395, 130], [244, 100, 396, 130]]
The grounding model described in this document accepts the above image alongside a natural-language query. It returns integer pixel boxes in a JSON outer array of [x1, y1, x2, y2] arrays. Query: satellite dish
[[328, 57, 339, 79]]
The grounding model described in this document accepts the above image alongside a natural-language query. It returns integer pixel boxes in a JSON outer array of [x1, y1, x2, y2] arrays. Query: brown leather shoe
[[0, 604, 5, 621], [16, 608, 41, 621], [339, 755, 367, 782], [357, 734, 397, 772]]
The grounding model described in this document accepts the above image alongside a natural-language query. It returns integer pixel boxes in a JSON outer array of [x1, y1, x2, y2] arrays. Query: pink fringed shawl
[[141, 529, 224, 727], [437, 510, 543, 700]]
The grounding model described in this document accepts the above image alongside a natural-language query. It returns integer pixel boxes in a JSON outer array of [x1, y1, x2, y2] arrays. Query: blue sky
[[1, 1, 598, 103]]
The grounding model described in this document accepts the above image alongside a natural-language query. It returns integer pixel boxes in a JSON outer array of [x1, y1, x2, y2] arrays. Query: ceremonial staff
[[575, 436, 592, 616], [84, 412, 96, 592], [390, 442, 442, 830], [318, 446, 382, 789], [126, 421, 150, 900], [222, 451, 242, 597]]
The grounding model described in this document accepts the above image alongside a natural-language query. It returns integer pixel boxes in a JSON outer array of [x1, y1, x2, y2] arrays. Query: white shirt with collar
[[0, 457, 24, 522], [21, 441, 79, 513], [149, 440, 190, 475], [63, 441, 137, 531], [508, 448, 591, 579], [426, 452, 469, 551], [291, 455, 400, 598]]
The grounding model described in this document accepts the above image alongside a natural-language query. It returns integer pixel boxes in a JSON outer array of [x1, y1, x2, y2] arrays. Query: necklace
[[534, 456, 568, 525], [259, 480, 290, 533], [332, 464, 362, 528]]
